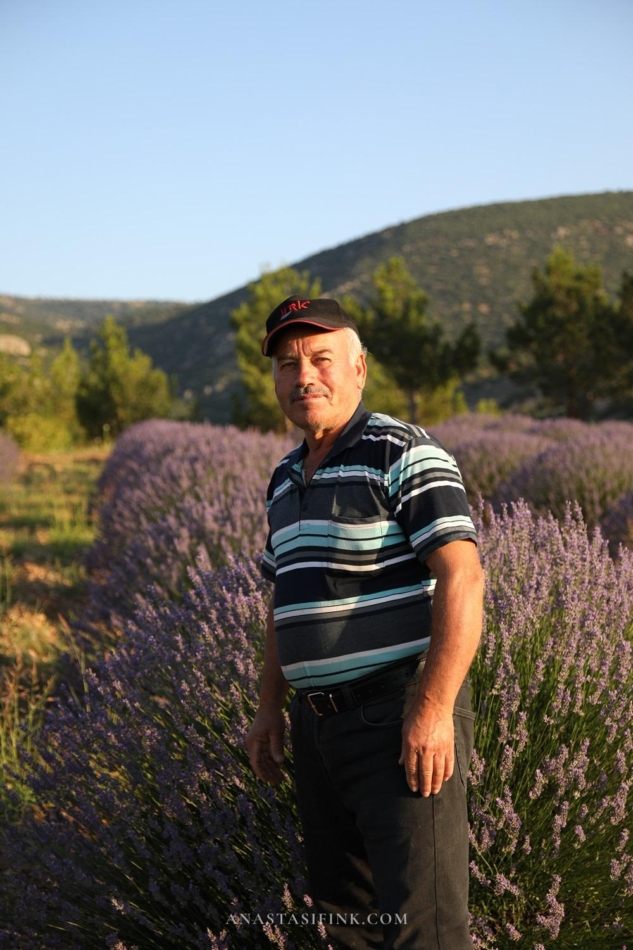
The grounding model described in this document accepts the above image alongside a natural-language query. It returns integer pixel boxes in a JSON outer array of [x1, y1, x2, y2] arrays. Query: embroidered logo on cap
[[279, 299, 311, 320]]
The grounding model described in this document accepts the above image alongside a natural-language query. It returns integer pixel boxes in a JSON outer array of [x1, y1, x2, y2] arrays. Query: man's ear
[[356, 352, 367, 391]]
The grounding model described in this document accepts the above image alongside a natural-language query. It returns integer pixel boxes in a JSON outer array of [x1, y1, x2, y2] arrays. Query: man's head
[[265, 299, 367, 436]]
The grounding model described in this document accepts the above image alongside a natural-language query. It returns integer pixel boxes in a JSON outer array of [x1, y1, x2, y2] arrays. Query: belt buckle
[[306, 691, 339, 715]]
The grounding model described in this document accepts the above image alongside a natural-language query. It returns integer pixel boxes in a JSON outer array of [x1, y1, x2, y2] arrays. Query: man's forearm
[[247, 593, 289, 785], [399, 540, 484, 795], [258, 595, 290, 711]]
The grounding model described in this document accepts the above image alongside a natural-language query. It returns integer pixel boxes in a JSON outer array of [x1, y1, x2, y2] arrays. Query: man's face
[[272, 326, 367, 436]]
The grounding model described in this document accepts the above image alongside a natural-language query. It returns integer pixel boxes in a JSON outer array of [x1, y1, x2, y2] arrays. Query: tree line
[[493, 246, 633, 419], [230, 258, 480, 432], [3, 246, 631, 452], [0, 317, 188, 451], [231, 249, 633, 430]]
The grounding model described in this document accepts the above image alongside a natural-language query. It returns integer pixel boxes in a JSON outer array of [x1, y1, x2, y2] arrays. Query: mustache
[[290, 385, 331, 402]]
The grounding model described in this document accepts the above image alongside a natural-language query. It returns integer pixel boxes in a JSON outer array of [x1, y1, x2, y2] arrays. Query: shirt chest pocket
[[326, 514, 403, 578], [326, 477, 402, 572]]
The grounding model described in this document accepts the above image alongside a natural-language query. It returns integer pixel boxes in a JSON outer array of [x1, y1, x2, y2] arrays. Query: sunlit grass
[[0, 446, 109, 816]]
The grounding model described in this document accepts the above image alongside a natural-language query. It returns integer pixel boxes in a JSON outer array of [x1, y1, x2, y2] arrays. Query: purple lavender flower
[[469, 499, 633, 943]]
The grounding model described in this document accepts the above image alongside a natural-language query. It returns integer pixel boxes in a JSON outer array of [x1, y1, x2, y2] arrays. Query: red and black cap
[[261, 295, 359, 357]]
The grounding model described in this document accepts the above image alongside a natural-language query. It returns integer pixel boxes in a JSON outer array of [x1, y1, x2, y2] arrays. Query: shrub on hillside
[[76, 317, 175, 440], [0, 342, 84, 451], [5, 412, 76, 452]]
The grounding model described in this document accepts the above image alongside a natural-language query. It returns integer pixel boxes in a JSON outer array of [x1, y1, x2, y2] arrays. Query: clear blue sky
[[2, 0, 632, 302]]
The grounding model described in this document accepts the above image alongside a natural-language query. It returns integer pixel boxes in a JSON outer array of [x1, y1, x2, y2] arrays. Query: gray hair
[[344, 327, 368, 365]]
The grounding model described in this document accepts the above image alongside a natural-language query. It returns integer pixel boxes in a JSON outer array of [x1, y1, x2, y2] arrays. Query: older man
[[246, 295, 484, 950]]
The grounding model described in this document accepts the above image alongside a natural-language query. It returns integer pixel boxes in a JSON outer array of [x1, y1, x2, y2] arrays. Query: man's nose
[[295, 358, 317, 385]]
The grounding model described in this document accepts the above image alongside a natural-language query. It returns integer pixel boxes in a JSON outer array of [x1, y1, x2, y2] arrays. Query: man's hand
[[246, 707, 286, 786], [399, 699, 454, 796]]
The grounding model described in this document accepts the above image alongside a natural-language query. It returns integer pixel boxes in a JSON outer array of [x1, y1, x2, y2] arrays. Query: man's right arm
[[246, 591, 289, 786]]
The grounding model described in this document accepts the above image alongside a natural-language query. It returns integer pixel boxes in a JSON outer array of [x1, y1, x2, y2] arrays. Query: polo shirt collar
[[297, 402, 371, 463]]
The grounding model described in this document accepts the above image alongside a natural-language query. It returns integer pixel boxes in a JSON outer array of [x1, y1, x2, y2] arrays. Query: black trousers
[[289, 674, 475, 950]]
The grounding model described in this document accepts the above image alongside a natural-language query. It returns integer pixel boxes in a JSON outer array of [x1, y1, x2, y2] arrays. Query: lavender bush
[[494, 426, 633, 530], [448, 431, 549, 503], [3, 560, 328, 950], [602, 490, 633, 556], [521, 417, 590, 443], [2, 505, 632, 947], [432, 415, 551, 505], [0, 431, 20, 483], [469, 501, 633, 947], [432, 413, 537, 451], [433, 415, 633, 542], [80, 420, 292, 639]]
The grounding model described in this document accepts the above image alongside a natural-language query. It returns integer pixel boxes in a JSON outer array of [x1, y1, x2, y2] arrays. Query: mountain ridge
[[3, 191, 632, 421], [129, 190, 633, 420]]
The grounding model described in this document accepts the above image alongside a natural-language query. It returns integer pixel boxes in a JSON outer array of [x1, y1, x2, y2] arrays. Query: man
[[246, 295, 484, 950]]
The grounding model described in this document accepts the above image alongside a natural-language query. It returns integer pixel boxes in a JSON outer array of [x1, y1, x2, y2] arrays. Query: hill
[[0, 295, 193, 349], [4, 192, 633, 421], [127, 191, 633, 421]]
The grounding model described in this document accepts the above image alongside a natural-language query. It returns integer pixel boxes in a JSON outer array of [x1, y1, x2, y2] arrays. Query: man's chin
[[300, 420, 327, 434], [288, 406, 329, 433]]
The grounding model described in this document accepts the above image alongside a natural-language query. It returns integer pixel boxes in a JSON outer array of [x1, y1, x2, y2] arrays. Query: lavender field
[[2, 415, 633, 949]]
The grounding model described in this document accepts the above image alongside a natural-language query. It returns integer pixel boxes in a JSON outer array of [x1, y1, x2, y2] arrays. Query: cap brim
[[261, 318, 342, 356]]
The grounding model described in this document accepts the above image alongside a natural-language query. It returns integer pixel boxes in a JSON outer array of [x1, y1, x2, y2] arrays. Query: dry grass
[[0, 445, 109, 813]]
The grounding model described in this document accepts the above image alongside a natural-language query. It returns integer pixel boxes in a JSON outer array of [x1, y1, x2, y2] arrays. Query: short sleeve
[[387, 436, 477, 564], [260, 474, 278, 582], [261, 529, 277, 582]]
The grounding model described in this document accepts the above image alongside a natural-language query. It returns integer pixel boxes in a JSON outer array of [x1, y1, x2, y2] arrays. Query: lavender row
[[82, 414, 633, 653], [79, 419, 292, 640], [469, 500, 633, 946], [1, 411, 632, 947], [3, 560, 322, 949], [432, 415, 633, 538], [3, 503, 633, 947]]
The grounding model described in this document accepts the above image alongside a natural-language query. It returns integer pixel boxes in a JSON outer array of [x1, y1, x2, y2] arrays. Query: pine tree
[[231, 267, 321, 432]]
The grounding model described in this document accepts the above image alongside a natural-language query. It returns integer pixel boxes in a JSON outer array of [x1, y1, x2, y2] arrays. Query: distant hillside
[[128, 191, 633, 421], [0, 295, 193, 347], [4, 192, 632, 421]]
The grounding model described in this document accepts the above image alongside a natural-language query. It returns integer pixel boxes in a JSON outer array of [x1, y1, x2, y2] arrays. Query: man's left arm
[[399, 538, 484, 796]]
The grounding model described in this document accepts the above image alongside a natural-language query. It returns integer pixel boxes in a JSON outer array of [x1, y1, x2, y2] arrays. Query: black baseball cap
[[261, 295, 359, 357]]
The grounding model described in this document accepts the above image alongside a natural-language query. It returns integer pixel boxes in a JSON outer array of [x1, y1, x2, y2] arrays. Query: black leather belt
[[297, 655, 424, 716]]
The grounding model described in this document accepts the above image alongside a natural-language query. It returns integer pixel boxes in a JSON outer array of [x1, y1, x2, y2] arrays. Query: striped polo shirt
[[261, 404, 477, 689]]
